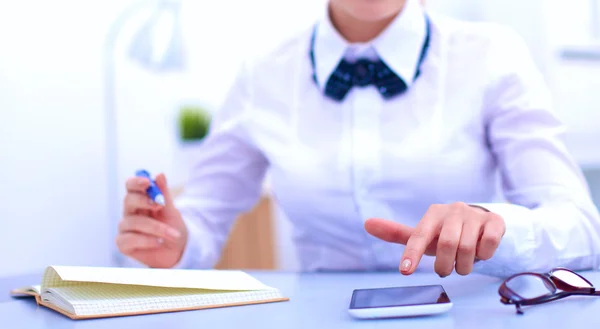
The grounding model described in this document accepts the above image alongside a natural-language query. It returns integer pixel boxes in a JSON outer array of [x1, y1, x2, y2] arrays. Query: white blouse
[[174, 0, 600, 277]]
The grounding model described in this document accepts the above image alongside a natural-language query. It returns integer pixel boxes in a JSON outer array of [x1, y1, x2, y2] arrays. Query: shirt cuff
[[470, 203, 536, 277], [171, 215, 204, 269]]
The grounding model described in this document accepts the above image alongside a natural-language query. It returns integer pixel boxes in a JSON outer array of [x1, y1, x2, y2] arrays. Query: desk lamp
[[103, 0, 185, 265]]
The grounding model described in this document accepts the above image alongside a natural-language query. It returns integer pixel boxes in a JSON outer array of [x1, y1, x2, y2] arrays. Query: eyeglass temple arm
[[515, 304, 524, 315]]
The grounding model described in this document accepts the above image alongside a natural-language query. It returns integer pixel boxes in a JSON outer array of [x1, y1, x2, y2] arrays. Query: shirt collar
[[312, 0, 427, 91]]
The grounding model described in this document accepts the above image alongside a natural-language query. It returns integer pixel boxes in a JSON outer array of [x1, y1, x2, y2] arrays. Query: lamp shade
[[127, 0, 185, 71]]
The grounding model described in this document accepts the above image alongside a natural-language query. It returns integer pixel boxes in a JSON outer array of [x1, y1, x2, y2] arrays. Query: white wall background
[[0, 0, 125, 276], [2, 0, 600, 276], [0, 0, 326, 276]]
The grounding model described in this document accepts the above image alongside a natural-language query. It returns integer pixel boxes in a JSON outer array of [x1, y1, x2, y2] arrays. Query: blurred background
[[1, 0, 600, 277]]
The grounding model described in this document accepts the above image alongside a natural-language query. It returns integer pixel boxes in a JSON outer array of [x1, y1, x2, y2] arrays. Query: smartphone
[[348, 284, 452, 319]]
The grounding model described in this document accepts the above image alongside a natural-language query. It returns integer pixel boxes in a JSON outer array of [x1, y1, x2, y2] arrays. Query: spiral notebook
[[10, 265, 288, 320]]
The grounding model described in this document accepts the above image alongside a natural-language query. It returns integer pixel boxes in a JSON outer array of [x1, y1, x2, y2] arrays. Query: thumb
[[154, 173, 174, 207], [364, 218, 413, 245]]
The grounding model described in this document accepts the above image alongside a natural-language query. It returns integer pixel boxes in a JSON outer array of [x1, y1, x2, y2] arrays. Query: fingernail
[[401, 259, 412, 272], [167, 227, 181, 238]]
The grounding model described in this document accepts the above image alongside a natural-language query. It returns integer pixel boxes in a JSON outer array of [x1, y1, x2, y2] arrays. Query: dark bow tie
[[309, 14, 431, 102], [323, 58, 409, 102]]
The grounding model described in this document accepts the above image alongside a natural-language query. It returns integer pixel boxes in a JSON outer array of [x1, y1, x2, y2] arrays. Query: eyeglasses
[[498, 267, 600, 314]]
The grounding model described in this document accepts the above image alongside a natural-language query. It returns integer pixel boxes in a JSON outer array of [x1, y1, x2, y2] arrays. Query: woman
[[116, 0, 600, 277]]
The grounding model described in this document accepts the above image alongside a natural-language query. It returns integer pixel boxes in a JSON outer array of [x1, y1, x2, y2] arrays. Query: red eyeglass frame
[[498, 267, 600, 314]]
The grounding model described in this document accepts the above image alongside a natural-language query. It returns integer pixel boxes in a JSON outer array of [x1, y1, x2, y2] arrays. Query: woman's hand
[[116, 173, 188, 268], [365, 202, 505, 277]]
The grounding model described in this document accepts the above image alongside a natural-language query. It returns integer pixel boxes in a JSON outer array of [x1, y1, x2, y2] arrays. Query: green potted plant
[[178, 105, 212, 143], [172, 104, 212, 187]]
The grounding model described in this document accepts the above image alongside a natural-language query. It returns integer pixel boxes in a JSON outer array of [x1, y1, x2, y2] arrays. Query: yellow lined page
[[42, 283, 284, 317]]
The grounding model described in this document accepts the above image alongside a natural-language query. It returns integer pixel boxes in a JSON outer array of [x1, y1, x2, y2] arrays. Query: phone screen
[[350, 285, 450, 309]]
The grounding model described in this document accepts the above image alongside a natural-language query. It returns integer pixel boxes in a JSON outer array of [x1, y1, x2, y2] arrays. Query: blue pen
[[135, 169, 165, 205]]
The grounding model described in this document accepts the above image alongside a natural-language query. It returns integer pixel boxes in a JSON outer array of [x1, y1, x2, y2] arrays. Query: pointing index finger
[[364, 218, 413, 244], [400, 210, 443, 275]]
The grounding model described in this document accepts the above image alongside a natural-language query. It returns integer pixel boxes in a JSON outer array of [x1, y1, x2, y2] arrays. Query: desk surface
[[2, 270, 600, 328]]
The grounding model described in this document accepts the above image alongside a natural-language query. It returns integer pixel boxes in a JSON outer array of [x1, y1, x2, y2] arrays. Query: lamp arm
[[103, 0, 159, 266]]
